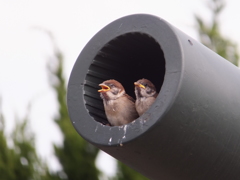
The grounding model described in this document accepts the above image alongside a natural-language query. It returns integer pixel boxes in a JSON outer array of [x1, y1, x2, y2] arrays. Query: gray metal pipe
[[67, 14, 240, 180]]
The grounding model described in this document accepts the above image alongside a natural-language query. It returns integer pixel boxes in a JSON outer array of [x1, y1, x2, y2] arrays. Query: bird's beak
[[98, 84, 110, 92], [134, 82, 145, 89]]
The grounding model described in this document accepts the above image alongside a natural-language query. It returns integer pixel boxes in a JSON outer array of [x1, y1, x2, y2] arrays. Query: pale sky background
[[1, 0, 240, 177]]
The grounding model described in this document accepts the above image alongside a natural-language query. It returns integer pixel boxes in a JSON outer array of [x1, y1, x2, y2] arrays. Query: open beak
[[98, 84, 110, 92], [134, 82, 145, 89]]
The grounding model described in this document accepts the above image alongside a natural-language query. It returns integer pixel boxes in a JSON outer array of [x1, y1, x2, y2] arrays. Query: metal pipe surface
[[67, 14, 240, 180]]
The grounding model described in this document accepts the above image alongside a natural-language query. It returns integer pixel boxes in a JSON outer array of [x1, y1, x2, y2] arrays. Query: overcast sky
[[1, 0, 240, 176]]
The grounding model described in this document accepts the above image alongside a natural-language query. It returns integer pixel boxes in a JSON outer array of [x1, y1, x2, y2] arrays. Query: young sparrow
[[134, 78, 158, 116], [98, 79, 139, 126]]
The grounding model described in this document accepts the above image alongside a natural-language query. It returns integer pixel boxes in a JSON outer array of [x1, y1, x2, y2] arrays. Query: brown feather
[[99, 79, 139, 126], [134, 78, 158, 116], [125, 94, 135, 103]]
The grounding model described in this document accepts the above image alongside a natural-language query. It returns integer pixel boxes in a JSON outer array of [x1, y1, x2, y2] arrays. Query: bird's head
[[134, 78, 157, 98], [98, 79, 125, 101]]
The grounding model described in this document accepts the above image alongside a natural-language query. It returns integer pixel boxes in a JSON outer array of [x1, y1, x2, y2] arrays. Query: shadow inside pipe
[[83, 32, 165, 125]]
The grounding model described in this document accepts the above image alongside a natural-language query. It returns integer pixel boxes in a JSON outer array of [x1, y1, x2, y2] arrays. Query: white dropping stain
[[108, 137, 112, 145], [95, 126, 98, 132], [123, 125, 127, 137], [124, 125, 127, 132], [118, 138, 123, 145], [118, 125, 124, 131], [139, 119, 146, 130], [118, 23, 123, 29], [118, 125, 127, 146]]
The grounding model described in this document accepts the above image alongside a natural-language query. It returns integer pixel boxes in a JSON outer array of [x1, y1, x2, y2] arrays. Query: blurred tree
[[195, 0, 239, 66], [45, 30, 149, 180], [0, 100, 15, 180], [113, 161, 149, 180], [0, 100, 57, 180], [47, 32, 100, 180]]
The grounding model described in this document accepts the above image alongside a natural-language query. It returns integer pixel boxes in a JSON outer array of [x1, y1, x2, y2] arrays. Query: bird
[[98, 79, 139, 126], [134, 78, 158, 116]]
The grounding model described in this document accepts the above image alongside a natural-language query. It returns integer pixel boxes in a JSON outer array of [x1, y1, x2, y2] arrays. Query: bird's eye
[[109, 84, 114, 88]]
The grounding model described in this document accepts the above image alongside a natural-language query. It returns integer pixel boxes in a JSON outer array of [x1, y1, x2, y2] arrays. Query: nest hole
[[83, 32, 165, 125]]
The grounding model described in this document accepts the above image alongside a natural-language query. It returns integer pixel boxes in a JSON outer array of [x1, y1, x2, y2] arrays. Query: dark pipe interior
[[83, 32, 165, 125]]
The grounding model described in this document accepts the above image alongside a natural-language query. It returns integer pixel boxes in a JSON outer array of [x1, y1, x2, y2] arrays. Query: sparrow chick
[[98, 79, 139, 126], [134, 78, 158, 116]]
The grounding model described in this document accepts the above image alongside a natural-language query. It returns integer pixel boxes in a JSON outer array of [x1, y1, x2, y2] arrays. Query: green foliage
[[0, 105, 15, 180], [0, 101, 57, 180], [47, 33, 100, 180], [46, 33, 149, 180], [113, 161, 149, 180], [195, 0, 239, 66]]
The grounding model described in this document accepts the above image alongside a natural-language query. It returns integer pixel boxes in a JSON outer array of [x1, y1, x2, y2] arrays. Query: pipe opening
[[83, 32, 165, 125]]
